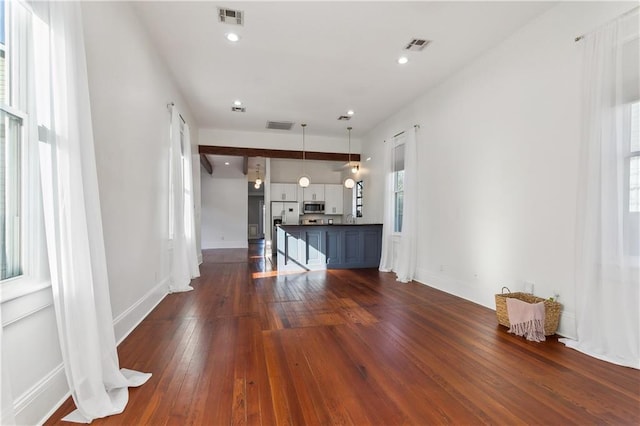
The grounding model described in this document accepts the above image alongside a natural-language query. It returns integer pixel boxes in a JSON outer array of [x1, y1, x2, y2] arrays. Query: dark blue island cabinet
[[276, 224, 383, 271]]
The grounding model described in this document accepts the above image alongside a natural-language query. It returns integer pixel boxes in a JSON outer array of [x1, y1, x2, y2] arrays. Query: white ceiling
[[133, 1, 554, 139]]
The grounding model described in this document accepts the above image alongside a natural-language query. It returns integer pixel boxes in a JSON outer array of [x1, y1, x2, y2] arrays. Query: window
[[625, 101, 639, 258], [1, 0, 27, 282], [628, 101, 639, 213], [0, 109, 23, 280], [355, 180, 363, 218], [392, 140, 405, 233], [168, 115, 187, 241], [0, 0, 48, 298]]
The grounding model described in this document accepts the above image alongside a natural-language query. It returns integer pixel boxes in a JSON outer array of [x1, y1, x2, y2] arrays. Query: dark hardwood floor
[[46, 242, 640, 425]]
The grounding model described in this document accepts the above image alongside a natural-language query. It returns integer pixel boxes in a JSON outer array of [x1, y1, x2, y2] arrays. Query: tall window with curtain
[[379, 127, 418, 283], [168, 105, 199, 293], [560, 7, 639, 369], [393, 142, 405, 233]]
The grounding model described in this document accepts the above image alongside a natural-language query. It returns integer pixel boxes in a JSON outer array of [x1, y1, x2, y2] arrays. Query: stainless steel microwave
[[303, 201, 325, 214]]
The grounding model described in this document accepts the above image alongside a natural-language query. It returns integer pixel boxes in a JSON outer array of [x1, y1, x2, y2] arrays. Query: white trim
[[1, 284, 52, 326], [113, 277, 169, 345], [0, 276, 51, 305], [415, 267, 491, 308], [414, 267, 576, 338], [10, 276, 170, 424], [202, 240, 249, 249], [557, 311, 576, 340], [15, 363, 68, 426]]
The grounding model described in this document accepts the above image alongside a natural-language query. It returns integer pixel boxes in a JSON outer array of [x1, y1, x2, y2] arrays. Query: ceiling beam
[[198, 145, 361, 162], [199, 154, 213, 175]]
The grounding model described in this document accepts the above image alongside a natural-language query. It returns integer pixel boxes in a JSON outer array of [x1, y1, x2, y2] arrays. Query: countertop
[[278, 223, 382, 227]]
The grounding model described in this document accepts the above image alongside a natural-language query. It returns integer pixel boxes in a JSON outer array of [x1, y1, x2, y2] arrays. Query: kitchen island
[[276, 224, 383, 271]]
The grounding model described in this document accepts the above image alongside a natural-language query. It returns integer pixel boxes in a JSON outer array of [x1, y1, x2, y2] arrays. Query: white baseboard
[[202, 240, 248, 249], [113, 277, 169, 345], [20, 277, 169, 425], [415, 267, 495, 309], [415, 267, 577, 339], [17, 363, 68, 426], [557, 311, 576, 339]]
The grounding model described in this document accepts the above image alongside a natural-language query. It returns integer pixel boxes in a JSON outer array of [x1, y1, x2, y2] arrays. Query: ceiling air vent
[[337, 115, 352, 121], [231, 106, 246, 112], [266, 121, 294, 130], [405, 38, 431, 51], [218, 8, 244, 25]]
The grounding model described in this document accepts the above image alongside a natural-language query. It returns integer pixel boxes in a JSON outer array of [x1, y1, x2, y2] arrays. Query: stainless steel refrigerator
[[272, 201, 300, 254]]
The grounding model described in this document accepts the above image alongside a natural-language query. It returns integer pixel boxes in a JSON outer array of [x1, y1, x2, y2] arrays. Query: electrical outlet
[[524, 281, 535, 294]]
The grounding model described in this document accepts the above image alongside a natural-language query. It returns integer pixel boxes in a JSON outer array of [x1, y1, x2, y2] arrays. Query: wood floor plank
[[44, 243, 640, 426], [262, 331, 308, 425]]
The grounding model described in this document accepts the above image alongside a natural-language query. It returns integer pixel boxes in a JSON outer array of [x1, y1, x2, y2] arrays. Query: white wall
[[2, 2, 201, 424], [83, 0, 198, 337], [270, 158, 344, 184], [2, 289, 65, 426], [201, 167, 249, 249], [361, 1, 638, 339]]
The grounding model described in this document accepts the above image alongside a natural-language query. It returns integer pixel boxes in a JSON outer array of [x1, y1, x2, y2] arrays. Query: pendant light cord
[[347, 126, 352, 165], [301, 123, 307, 171]]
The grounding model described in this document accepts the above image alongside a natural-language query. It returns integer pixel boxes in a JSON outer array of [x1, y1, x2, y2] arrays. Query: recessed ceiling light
[[224, 161, 230, 166], [347, 110, 355, 116], [366, 157, 372, 162], [398, 56, 409, 65], [233, 100, 242, 106], [226, 32, 240, 42]]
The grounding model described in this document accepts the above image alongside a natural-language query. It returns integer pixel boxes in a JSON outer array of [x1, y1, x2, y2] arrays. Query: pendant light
[[344, 126, 356, 189], [298, 123, 310, 188], [254, 163, 262, 187]]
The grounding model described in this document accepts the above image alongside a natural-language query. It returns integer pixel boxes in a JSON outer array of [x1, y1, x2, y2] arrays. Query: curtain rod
[[166, 102, 186, 124], [574, 5, 639, 42], [386, 124, 420, 141]]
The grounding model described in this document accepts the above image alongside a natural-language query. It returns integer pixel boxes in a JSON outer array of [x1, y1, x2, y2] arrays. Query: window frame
[[626, 101, 639, 213], [1, 105, 25, 282], [622, 100, 640, 260], [0, 0, 49, 304], [391, 135, 405, 234]]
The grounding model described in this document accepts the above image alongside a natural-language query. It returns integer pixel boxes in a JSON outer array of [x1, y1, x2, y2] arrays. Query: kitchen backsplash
[[300, 213, 343, 224]]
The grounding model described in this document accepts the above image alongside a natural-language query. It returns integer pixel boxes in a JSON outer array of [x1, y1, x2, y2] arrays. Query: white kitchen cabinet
[[303, 184, 325, 202], [324, 184, 344, 215], [271, 183, 298, 201]]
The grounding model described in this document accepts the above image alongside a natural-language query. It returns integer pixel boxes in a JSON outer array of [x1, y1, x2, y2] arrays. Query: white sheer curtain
[[379, 137, 395, 272], [395, 127, 418, 282], [168, 108, 199, 293], [560, 8, 640, 369], [379, 127, 418, 283], [33, 1, 151, 422], [182, 123, 201, 277]]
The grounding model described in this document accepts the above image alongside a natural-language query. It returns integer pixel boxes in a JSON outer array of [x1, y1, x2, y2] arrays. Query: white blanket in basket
[[506, 298, 546, 342]]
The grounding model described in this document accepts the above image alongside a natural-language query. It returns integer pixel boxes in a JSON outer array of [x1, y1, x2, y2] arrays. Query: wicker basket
[[495, 287, 562, 336]]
